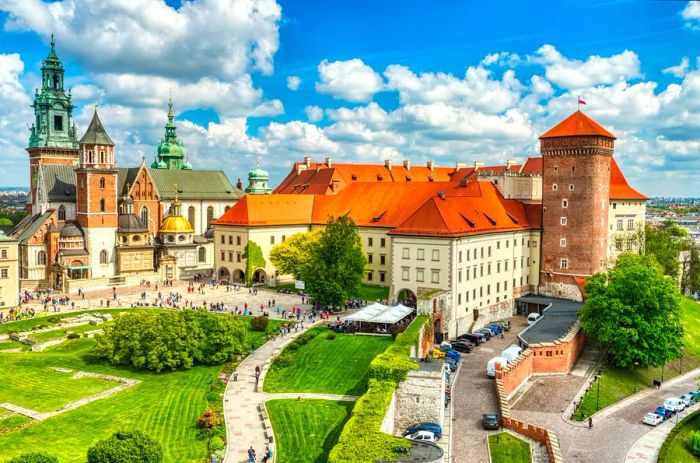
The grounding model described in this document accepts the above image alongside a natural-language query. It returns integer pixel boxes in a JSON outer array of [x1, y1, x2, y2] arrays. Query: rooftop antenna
[[50, 33, 55, 51]]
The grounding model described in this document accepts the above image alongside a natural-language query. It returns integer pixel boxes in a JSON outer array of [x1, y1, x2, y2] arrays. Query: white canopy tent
[[345, 303, 415, 331]]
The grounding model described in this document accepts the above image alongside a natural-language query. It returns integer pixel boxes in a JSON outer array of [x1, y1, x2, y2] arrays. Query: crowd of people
[[0, 306, 35, 323]]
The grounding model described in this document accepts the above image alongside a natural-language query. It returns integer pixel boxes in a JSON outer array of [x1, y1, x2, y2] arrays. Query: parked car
[[431, 349, 446, 359], [654, 406, 673, 420], [406, 430, 437, 443], [481, 326, 498, 336], [527, 313, 541, 325], [680, 394, 696, 406], [664, 398, 686, 413], [486, 356, 508, 378], [495, 320, 511, 331], [476, 328, 492, 340], [642, 412, 664, 426], [446, 350, 461, 362], [501, 345, 523, 363], [439, 342, 453, 352], [487, 324, 503, 335], [456, 333, 485, 344], [450, 342, 473, 353], [690, 390, 700, 401], [450, 339, 475, 350], [482, 413, 501, 430], [404, 422, 443, 439]]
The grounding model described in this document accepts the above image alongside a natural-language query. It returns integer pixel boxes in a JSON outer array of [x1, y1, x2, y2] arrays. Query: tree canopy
[[242, 240, 265, 287], [644, 221, 688, 280], [269, 229, 322, 277], [87, 430, 162, 463], [579, 254, 684, 368], [7, 453, 58, 463], [95, 310, 246, 372]]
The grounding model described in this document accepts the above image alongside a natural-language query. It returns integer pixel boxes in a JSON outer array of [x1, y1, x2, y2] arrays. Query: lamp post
[[680, 345, 686, 375], [661, 363, 665, 383], [634, 361, 639, 394], [595, 374, 601, 413]]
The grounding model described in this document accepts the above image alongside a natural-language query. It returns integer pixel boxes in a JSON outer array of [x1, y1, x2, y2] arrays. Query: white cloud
[[480, 52, 520, 68], [0, 53, 32, 178], [531, 44, 642, 89], [663, 57, 690, 78], [286, 75, 301, 91], [0, 0, 282, 80], [304, 105, 323, 122], [682, 2, 700, 30], [316, 58, 383, 102], [261, 121, 339, 154]]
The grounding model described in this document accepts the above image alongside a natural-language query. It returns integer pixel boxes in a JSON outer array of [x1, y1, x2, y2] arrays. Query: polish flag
[[578, 98, 587, 105]]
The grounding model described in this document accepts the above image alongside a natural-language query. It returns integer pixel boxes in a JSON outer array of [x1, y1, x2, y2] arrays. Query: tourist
[[588, 417, 593, 429]]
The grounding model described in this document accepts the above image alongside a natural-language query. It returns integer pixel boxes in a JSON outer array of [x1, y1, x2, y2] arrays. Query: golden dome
[[159, 215, 193, 233]]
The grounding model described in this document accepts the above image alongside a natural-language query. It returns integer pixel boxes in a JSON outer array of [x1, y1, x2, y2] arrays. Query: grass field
[[659, 409, 700, 462], [267, 399, 354, 463], [27, 323, 104, 344], [0, 309, 140, 335], [573, 297, 700, 421], [0, 340, 29, 351], [264, 330, 392, 396], [0, 414, 33, 431], [488, 432, 532, 463]]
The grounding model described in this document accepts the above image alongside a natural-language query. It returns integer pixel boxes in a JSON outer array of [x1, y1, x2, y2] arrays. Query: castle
[[11, 40, 244, 292], [213, 111, 647, 338]]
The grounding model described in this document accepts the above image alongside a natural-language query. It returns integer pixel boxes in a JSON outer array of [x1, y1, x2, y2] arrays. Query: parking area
[[450, 315, 528, 462]]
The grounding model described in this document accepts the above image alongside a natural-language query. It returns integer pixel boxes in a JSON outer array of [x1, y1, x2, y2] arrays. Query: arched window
[[206, 206, 214, 228], [100, 151, 105, 163], [141, 206, 149, 226], [187, 206, 196, 230], [37, 251, 46, 265], [88, 151, 93, 163], [99, 177, 105, 189], [198, 247, 206, 263], [99, 198, 105, 212], [100, 250, 108, 264], [58, 205, 66, 220]]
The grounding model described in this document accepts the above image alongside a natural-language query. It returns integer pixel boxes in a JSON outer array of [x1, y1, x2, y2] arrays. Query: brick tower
[[26, 36, 79, 210], [75, 109, 118, 278], [539, 111, 616, 300]]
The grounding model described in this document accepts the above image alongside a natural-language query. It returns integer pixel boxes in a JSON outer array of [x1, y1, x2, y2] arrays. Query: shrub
[[67, 332, 81, 339], [208, 436, 225, 452], [250, 316, 269, 332], [272, 353, 294, 369], [287, 342, 300, 351], [688, 431, 700, 457], [326, 332, 336, 340], [388, 324, 404, 340], [87, 430, 162, 463], [47, 316, 62, 324], [8, 453, 58, 463], [196, 410, 222, 429], [206, 391, 220, 402]]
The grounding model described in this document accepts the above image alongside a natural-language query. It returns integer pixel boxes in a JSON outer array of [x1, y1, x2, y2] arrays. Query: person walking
[[588, 417, 593, 429]]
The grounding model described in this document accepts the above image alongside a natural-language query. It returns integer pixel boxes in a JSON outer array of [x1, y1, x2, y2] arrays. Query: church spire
[[153, 97, 188, 169]]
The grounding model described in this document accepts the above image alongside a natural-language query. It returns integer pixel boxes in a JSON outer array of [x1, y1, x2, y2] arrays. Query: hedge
[[328, 315, 429, 463], [657, 408, 700, 462]]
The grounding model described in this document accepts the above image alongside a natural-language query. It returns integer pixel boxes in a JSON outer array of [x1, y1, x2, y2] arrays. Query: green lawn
[[264, 330, 392, 396], [659, 409, 700, 462], [0, 308, 164, 335], [488, 432, 531, 463], [0, 414, 33, 432], [573, 297, 700, 421], [239, 316, 285, 349], [267, 399, 354, 463], [0, 340, 29, 351], [27, 323, 104, 344]]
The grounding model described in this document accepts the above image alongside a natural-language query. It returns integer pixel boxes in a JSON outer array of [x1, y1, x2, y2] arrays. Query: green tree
[[644, 221, 688, 280], [7, 453, 58, 463], [303, 216, 366, 307], [87, 430, 162, 463], [242, 240, 266, 287], [269, 229, 322, 278], [579, 254, 684, 368]]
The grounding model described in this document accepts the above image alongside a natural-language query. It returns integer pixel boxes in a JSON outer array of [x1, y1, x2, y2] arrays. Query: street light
[[634, 361, 639, 394], [595, 374, 601, 413]]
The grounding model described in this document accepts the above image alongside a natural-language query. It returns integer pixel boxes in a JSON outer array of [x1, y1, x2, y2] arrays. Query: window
[[432, 249, 439, 261], [488, 246, 492, 257], [496, 282, 500, 292], [228, 235, 233, 245], [0, 249, 6, 259], [480, 247, 484, 258], [613, 203, 617, 210], [616, 219, 623, 231], [58, 205, 66, 220], [99, 250, 108, 264], [627, 239, 634, 250], [37, 251, 46, 265], [270, 236, 275, 245], [458, 293, 462, 305], [560, 258, 569, 269], [368, 237, 373, 247], [496, 241, 500, 250], [99, 177, 105, 189], [206, 206, 214, 228], [487, 284, 491, 295], [221, 235, 225, 244], [0, 268, 7, 279], [615, 239, 623, 251], [487, 263, 491, 275], [552, 184, 558, 191], [506, 240, 509, 248], [54, 115, 63, 131], [87, 150, 93, 164], [459, 250, 463, 262], [553, 165, 558, 172], [560, 238, 567, 247], [402, 248, 410, 259], [431, 269, 440, 284], [504, 280, 508, 290], [282, 235, 286, 242], [368, 254, 373, 264], [480, 264, 484, 277], [532, 240, 537, 247], [100, 151, 105, 163], [198, 247, 206, 263], [562, 199, 568, 208], [99, 198, 105, 212], [188, 207, 196, 230], [402, 268, 409, 281], [505, 260, 509, 271], [465, 268, 470, 280], [380, 255, 386, 265], [141, 206, 149, 226], [416, 268, 424, 282], [627, 219, 635, 231], [220, 251, 225, 261], [458, 269, 462, 282], [560, 217, 567, 226], [497, 261, 501, 273], [367, 271, 373, 281], [236, 236, 241, 245], [380, 272, 386, 283], [228, 251, 233, 262], [465, 291, 469, 302], [417, 249, 425, 260], [569, 184, 575, 191], [380, 238, 386, 247]]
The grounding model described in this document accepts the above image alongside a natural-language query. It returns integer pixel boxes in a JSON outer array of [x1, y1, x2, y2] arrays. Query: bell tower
[[26, 36, 79, 207]]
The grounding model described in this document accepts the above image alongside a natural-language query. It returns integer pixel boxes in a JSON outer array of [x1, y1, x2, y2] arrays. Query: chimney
[[325, 157, 332, 168], [460, 178, 469, 187], [403, 160, 411, 170], [455, 162, 466, 170], [236, 178, 243, 190], [437, 191, 446, 200], [506, 159, 517, 169], [426, 160, 434, 171], [304, 156, 311, 168], [473, 161, 485, 170], [385, 159, 392, 170]]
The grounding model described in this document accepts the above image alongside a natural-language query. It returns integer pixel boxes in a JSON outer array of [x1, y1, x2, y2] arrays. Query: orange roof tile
[[520, 157, 542, 174], [609, 158, 647, 200], [213, 195, 315, 226], [540, 111, 616, 139]]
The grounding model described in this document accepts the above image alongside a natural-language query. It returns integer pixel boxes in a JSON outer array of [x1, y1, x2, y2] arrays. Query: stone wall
[[380, 393, 396, 434], [392, 366, 445, 433]]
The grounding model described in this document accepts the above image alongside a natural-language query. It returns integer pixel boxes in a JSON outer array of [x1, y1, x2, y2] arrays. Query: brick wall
[[496, 349, 533, 398]]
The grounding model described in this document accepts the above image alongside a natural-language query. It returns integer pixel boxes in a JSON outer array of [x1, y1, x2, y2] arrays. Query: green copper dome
[[248, 166, 269, 179], [151, 98, 191, 170], [182, 159, 193, 170], [245, 161, 272, 194]]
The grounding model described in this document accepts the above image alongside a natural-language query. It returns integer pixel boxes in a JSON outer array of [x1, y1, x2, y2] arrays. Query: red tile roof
[[213, 194, 315, 226], [540, 111, 616, 139], [520, 157, 542, 174], [609, 158, 647, 200]]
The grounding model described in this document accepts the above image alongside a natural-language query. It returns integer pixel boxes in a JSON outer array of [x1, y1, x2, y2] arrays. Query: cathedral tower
[[75, 109, 118, 278], [26, 36, 79, 206], [150, 98, 192, 170], [539, 111, 615, 300]]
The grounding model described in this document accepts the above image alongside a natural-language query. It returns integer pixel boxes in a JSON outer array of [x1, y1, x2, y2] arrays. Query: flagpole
[[577, 96, 580, 112]]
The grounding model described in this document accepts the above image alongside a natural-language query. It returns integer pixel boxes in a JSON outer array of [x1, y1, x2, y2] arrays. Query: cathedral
[[11, 39, 244, 292]]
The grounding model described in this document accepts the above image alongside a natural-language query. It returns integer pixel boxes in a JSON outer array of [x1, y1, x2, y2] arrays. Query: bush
[[47, 316, 62, 324], [8, 453, 58, 463], [326, 332, 336, 340], [250, 316, 269, 332], [206, 391, 220, 402], [67, 332, 81, 339], [208, 436, 225, 452], [196, 410, 222, 429], [87, 430, 162, 463], [688, 431, 700, 456], [272, 353, 294, 369], [388, 324, 404, 340]]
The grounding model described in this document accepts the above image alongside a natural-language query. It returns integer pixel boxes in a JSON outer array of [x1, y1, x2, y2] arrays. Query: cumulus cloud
[[0, 53, 32, 177], [480, 52, 521, 68], [663, 57, 690, 78], [304, 105, 323, 122], [286, 75, 301, 91], [682, 2, 700, 30], [316, 58, 384, 102], [531, 44, 642, 89]]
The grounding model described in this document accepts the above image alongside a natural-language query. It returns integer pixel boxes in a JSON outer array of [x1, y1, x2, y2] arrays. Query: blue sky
[[0, 0, 699, 196]]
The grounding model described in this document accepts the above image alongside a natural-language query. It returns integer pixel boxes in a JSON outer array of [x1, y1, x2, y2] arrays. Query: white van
[[527, 313, 541, 325], [664, 398, 686, 413], [501, 345, 523, 363], [486, 356, 508, 378]]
